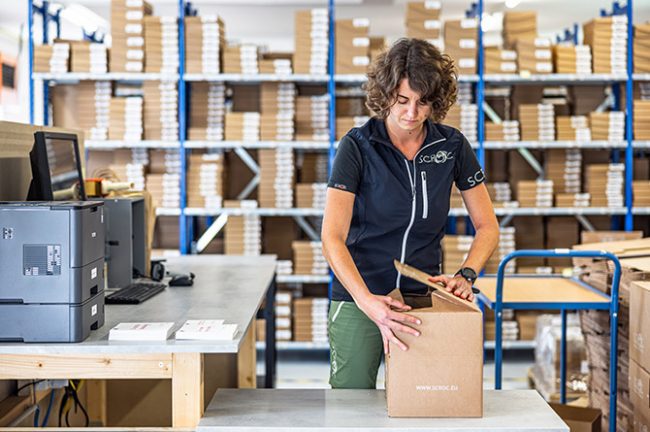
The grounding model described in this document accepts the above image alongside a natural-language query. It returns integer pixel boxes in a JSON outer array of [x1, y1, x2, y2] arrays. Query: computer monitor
[[27, 131, 87, 201]]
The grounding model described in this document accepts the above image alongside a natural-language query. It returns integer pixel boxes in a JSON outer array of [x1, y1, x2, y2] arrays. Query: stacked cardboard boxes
[[223, 45, 259, 74], [545, 149, 582, 194], [484, 226, 516, 274], [295, 183, 327, 209], [292, 241, 328, 275], [487, 182, 517, 208], [276, 260, 293, 276], [546, 217, 579, 268], [150, 149, 182, 175], [188, 82, 225, 141], [516, 311, 545, 341], [260, 83, 296, 141], [589, 111, 625, 141], [301, 153, 329, 183], [503, 11, 537, 49], [485, 121, 520, 141], [275, 291, 293, 341], [70, 42, 107, 73], [33, 43, 70, 73], [516, 37, 553, 75], [444, 104, 477, 143], [224, 200, 261, 256], [143, 81, 178, 141], [583, 15, 628, 75], [186, 153, 224, 209], [556, 115, 591, 141], [185, 16, 225, 74], [52, 81, 111, 141], [294, 9, 329, 75], [556, 193, 590, 207], [633, 181, 650, 207], [143, 16, 179, 74], [293, 298, 328, 343], [484, 309, 517, 341], [630, 281, 650, 431], [405, 1, 443, 48], [634, 100, 650, 140], [110, 0, 152, 72], [519, 104, 555, 141], [296, 95, 329, 141], [146, 173, 180, 209], [259, 148, 294, 208], [586, 163, 624, 208], [634, 22, 650, 73], [553, 44, 592, 74], [484, 47, 517, 74], [335, 18, 370, 74], [442, 235, 472, 274], [108, 97, 143, 141], [444, 18, 478, 75], [225, 112, 260, 141], [259, 55, 292, 74], [517, 180, 554, 208], [336, 116, 370, 140]]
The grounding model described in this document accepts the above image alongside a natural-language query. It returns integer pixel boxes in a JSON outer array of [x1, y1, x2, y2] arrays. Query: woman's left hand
[[428, 274, 475, 302]]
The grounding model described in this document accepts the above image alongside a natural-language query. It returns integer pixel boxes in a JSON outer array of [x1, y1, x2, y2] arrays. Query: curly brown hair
[[364, 38, 458, 123]]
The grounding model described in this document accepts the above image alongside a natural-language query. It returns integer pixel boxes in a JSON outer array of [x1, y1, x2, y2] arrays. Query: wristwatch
[[455, 267, 478, 285]]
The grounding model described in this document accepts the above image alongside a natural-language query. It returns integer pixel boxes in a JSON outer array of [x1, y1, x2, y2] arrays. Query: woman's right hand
[[356, 294, 421, 355]]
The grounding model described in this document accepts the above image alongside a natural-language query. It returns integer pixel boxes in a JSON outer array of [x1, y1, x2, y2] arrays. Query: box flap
[[394, 260, 480, 312]]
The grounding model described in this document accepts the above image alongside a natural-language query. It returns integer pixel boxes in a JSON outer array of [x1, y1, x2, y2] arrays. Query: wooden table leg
[[238, 323, 257, 389], [86, 379, 107, 427], [172, 352, 204, 428]]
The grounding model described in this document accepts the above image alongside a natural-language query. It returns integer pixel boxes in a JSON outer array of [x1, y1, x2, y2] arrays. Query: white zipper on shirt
[[421, 171, 428, 219], [395, 137, 446, 288]]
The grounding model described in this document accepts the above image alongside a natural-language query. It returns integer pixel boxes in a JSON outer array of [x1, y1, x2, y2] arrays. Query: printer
[[0, 201, 106, 342]]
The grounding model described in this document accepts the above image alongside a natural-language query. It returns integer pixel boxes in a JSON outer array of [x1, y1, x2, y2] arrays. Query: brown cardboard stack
[[53, 81, 111, 141], [335, 18, 370, 74], [531, 314, 587, 402], [293, 297, 328, 343], [149, 148, 182, 175], [503, 11, 537, 49], [188, 82, 225, 141], [485, 226, 516, 274], [444, 18, 478, 75], [223, 44, 259, 74], [633, 181, 650, 207], [517, 180, 554, 208], [634, 23, 650, 73], [545, 149, 582, 194], [292, 241, 328, 275], [33, 43, 70, 73], [259, 56, 292, 74], [294, 9, 329, 75], [484, 47, 517, 74], [110, 0, 152, 72], [516, 311, 545, 341], [301, 153, 329, 183], [449, 185, 463, 208], [484, 309, 517, 341], [442, 235, 472, 274], [259, 148, 294, 208], [143, 81, 178, 141], [275, 291, 293, 341], [295, 183, 327, 209], [143, 16, 179, 74], [634, 100, 650, 140], [486, 182, 517, 207], [185, 16, 225, 74], [589, 111, 625, 141], [519, 104, 555, 141], [146, 173, 181, 208], [546, 217, 579, 268], [276, 260, 293, 276], [443, 104, 478, 143], [70, 42, 107, 73], [553, 44, 592, 74], [516, 37, 553, 75], [296, 95, 329, 141], [336, 116, 370, 140], [630, 281, 650, 431], [583, 15, 628, 75], [186, 153, 224, 209], [224, 200, 261, 256], [586, 163, 624, 208], [405, 1, 443, 48], [107, 148, 148, 190], [485, 121, 520, 141], [109, 97, 143, 141], [225, 112, 260, 141], [555, 115, 591, 141], [556, 193, 590, 207], [260, 83, 295, 141]]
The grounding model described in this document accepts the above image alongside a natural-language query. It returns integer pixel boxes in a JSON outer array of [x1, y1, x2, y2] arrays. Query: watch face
[[462, 268, 477, 280]]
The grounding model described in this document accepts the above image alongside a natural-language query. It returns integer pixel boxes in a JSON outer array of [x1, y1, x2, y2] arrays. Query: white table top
[[0, 255, 276, 355], [198, 389, 569, 431]]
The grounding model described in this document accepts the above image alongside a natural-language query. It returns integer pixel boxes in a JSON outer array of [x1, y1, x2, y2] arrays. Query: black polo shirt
[[327, 117, 485, 302]]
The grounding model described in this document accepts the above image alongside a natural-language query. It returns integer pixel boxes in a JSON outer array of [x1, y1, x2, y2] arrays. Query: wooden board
[[475, 277, 611, 304], [171, 353, 204, 428]]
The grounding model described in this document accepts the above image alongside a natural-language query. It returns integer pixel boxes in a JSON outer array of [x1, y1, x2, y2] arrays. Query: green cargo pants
[[328, 300, 383, 389]]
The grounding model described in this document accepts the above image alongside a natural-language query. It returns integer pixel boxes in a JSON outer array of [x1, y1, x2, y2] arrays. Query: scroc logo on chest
[[418, 150, 454, 164]]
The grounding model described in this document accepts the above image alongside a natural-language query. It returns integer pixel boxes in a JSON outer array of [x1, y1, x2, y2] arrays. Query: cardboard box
[[629, 360, 650, 428], [549, 403, 601, 432], [385, 261, 482, 418], [631, 281, 650, 373]]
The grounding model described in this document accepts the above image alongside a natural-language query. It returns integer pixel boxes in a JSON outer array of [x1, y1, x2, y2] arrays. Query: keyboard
[[105, 281, 167, 305]]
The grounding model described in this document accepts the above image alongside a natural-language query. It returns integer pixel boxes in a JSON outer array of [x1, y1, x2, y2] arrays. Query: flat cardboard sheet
[[475, 277, 610, 304]]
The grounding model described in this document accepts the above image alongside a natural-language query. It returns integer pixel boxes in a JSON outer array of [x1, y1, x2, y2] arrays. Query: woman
[[321, 38, 499, 389]]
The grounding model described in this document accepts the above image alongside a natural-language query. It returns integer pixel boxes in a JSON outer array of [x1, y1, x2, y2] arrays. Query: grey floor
[[259, 350, 533, 390]]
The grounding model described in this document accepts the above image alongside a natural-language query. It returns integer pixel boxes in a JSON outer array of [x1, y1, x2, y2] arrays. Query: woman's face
[[387, 78, 432, 132]]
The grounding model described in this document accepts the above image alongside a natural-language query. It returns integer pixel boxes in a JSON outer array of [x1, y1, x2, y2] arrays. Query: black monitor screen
[[47, 137, 82, 199]]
